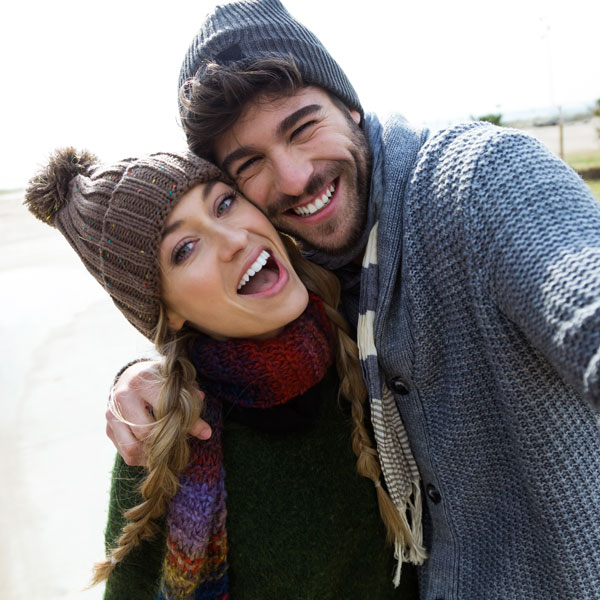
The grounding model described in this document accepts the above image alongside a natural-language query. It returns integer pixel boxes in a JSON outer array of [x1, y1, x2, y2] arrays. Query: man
[[108, 1, 600, 598]]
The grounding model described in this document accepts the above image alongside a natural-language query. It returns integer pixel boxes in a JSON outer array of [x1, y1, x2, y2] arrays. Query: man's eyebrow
[[220, 104, 323, 175], [221, 146, 259, 176], [275, 103, 323, 137]]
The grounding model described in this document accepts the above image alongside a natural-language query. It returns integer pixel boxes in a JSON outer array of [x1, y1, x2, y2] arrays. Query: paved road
[[521, 116, 600, 157], [1, 191, 151, 599]]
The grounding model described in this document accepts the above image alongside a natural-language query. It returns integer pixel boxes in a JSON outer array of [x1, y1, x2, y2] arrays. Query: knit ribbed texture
[[25, 150, 225, 339], [103, 372, 418, 599], [178, 0, 362, 117], [367, 115, 600, 598], [158, 294, 334, 599]]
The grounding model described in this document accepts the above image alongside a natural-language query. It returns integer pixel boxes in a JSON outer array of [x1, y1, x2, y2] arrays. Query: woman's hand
[[106, 360, 212, 466]]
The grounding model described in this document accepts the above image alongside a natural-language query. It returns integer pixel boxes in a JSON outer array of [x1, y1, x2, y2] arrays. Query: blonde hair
[[92, 236, 403, 584]]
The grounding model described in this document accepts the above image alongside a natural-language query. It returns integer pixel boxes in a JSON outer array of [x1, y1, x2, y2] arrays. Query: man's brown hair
[[180, 56, 353, 165]]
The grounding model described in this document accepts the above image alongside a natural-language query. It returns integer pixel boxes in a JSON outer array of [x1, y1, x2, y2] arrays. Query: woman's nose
[[215, 224, 249, 261]]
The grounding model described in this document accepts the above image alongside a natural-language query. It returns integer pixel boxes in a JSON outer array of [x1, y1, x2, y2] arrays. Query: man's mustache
[[265, 165, 342, 219]]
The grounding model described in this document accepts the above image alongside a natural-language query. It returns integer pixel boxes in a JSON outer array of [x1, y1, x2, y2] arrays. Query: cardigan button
[[426, 483, 442, 504], [389, 377, 409, 395]]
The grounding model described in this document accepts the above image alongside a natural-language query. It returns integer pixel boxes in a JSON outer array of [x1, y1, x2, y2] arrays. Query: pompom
[[24, 147, 97, 226]]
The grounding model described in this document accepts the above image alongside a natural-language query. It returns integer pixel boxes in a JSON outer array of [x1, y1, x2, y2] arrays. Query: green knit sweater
[[103, 373, 418, 599]]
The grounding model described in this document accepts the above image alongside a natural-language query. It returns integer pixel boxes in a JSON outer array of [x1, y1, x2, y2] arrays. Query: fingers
[[106, 360, 162, 466], [106, 360, 213, 465], [106, 407, 148, 466], [111, 363, 160, 437], [188, 417, 213, 440], [184, 385, 211, 440]]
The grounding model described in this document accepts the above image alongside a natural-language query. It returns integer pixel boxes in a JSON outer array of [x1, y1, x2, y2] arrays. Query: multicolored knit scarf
[[158, 293, 334, 599]]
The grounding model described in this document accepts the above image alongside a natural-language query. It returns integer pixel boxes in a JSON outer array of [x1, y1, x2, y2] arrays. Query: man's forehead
[[240, 86, 326, 123]]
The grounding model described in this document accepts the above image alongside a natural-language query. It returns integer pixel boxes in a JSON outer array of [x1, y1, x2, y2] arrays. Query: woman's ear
[[165, 307, 186, 333]]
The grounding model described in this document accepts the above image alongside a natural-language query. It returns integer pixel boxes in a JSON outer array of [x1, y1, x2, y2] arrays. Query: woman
[[25, 149, 418, 599]]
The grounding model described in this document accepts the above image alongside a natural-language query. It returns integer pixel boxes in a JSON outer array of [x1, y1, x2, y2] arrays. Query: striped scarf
[[297, 113, 430, 585], [158, 293, 334, 599], [357, 222, 427, 585]]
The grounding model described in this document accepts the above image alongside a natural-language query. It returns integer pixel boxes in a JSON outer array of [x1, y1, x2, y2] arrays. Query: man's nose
[[272, 152, 312, 198]]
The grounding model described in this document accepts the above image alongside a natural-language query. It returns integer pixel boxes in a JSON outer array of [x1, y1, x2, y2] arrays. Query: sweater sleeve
[[468, 127, 600, 409], [103, 454, 166, 599]]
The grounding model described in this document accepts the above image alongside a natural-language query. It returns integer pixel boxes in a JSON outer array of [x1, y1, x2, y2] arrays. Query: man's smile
[[291, 180, 336, 217]]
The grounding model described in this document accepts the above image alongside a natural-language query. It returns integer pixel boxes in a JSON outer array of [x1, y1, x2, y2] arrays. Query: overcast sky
[[2, 0, 599, 189]]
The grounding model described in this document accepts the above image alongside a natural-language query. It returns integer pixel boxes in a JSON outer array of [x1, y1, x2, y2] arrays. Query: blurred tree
[[473, 113, 503, 126]]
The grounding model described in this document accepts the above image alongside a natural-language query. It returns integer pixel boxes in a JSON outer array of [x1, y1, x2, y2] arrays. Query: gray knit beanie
[[179, 0, 362, 116], [25, 149, 227, 340]]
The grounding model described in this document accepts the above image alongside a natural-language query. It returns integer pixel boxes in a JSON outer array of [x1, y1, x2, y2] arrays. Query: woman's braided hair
[[91, 234, 406, 584]]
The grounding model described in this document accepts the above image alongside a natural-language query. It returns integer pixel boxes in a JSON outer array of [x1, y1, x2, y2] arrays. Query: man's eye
[[290, 120, 316, 140], [216, 193, 236, 217], [236, 156, 261, 176]]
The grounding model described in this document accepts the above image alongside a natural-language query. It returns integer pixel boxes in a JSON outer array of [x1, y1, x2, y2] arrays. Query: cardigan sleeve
[[468, 127, 600, 409]]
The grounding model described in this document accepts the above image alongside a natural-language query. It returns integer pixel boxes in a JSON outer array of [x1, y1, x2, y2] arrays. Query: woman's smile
[[236, 247, 289, 298]]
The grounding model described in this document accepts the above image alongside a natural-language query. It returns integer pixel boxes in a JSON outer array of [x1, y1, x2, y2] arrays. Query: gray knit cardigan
[[356, 115, 600, 599]]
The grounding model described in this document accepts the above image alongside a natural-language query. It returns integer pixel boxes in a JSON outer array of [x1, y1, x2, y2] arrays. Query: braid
[[92, 311, 201, 584], [282, 236, 409, 545]]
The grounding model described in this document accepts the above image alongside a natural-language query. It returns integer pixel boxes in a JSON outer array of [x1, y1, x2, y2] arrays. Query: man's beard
[[265, 116, 372, 256]]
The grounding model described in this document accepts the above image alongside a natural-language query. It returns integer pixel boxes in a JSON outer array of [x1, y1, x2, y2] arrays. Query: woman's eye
[[216, 193, 236, 217], [173, 240, 194, 265]]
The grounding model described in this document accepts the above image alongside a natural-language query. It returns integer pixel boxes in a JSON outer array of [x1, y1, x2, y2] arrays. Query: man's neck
[[353, 248, 366, 265]]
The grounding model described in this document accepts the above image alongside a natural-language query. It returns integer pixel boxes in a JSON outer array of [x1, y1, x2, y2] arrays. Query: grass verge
[[566, 149, 600, 172], [565, 150, 600, 202], [585, 179, 600, 201]]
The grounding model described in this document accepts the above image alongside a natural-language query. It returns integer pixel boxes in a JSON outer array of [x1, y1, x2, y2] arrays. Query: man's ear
[[349, 109, 361, 125], [166, 307, 186, 333]]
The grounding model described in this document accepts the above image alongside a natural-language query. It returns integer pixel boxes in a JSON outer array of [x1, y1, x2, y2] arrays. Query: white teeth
[[293, 182, 336, 216], [237, 250, 270, 291]]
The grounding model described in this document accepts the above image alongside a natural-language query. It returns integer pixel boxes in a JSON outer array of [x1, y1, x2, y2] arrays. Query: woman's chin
[[250, 284, 309, 340]]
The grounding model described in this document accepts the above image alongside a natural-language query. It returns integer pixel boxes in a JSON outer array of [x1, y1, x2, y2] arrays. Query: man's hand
[[106, 360, 211, 466]]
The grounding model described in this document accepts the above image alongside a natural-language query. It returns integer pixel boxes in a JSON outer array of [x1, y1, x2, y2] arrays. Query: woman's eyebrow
[[162, 219, 183, 239], [162, 181, 221, 238], [201, 180, 219, 200]]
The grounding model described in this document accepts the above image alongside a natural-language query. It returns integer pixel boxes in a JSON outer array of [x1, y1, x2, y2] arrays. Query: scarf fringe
[[391, 481, 428, 587]]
